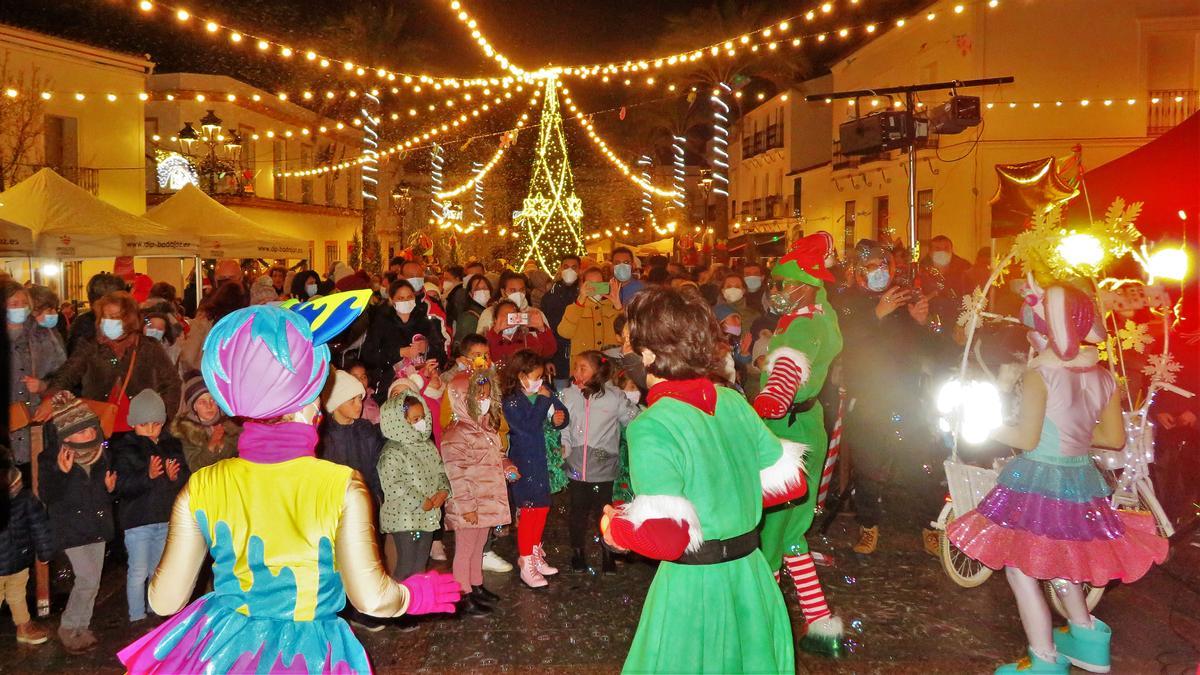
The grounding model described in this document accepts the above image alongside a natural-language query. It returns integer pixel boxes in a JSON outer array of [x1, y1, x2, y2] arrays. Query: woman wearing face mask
[[361, 280, 447, 403], [453, 275, 495, 350], [28, 284, 68, 347], [5, 281, 67, 473], [833, 239, 938, 557], [37, 291, 181, 435], [714, 272, 761, 326], [486, 300, 558, 369], [290, 270, 324, 301], [557, 267, 622, 364], [141, 311, 180, 366]]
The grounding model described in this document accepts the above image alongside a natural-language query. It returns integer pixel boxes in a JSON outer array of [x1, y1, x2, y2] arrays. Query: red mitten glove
[[753, 353, 810, 420], [608, 517, 692, 561], [401, 572, 461, 615]]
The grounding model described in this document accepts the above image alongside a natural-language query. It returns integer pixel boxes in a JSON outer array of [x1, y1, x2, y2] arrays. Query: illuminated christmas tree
[[517, 79, 585, 274]]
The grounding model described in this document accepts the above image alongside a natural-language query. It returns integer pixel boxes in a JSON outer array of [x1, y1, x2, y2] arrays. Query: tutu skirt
[[118, 594, 371, 674], [947, 453, 1167, 585]]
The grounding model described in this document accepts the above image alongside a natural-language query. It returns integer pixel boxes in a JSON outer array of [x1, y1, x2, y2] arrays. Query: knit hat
[[714, 304, 740, 323], [324, 369, 366, 413], [50, 391, 101, 440], [249, 276, 278, 305], [331, 262, 354, 284], [183, 374, 210, 410], [127, 388, 166, 426]]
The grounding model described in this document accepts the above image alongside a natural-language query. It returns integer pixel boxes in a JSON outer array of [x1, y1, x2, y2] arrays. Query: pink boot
[[532, 544, 559, 576], [518, 555, 548, 588]]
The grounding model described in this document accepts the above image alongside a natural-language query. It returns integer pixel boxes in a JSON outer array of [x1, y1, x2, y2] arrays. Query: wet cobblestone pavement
[[0, 492, 1196, 674]]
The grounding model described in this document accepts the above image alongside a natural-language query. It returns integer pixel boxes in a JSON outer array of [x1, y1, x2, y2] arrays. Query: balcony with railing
[[1148, 89, 1197, 135], [740, 123, 786, 159]]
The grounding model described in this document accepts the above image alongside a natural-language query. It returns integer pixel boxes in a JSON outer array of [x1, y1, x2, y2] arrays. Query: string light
[[710, 83, 731, 198], [435, 144, 508, 200], [430, 143, 446, 224], [360, 90, 380, 203], [472, 159, 486, 225], [671, 135, 687, 210], [637, 154, 654, 217]]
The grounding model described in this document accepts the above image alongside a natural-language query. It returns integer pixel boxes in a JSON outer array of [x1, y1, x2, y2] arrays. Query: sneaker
[[15, 621, 48, 645], [430, 540, 448, 561], [922, 528, 941, 557], [994, 648, 1069, 674], [482, 551, 513, 573], [852, 526, 879, 555], [532, 544, 559, 576], [349, 617, 387, 633], [1052, 617, 1111, 673], [518, 556, 549, 588]]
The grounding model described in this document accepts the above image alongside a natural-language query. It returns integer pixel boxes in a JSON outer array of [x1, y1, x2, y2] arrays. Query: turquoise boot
[[994, 648, 1069, 674], [1053, 617, 1111, 673]]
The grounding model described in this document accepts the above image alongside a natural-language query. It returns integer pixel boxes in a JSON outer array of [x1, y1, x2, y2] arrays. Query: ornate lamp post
[[176, 110, 243, 194]]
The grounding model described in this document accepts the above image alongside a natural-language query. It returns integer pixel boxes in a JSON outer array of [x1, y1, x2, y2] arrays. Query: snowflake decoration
[[1117, 320, 1154, 354], [1011, 198, 1144, 281], [1097, 337, 1116, 363], [1141, 353, 1182, 385], [957, 288, 988, 327]]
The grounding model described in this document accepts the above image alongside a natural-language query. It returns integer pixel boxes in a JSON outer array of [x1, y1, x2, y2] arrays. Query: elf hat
[[772, 232, 835, 285]]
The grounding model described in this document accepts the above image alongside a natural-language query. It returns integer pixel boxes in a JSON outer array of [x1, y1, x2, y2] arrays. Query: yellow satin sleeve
[[148, 485, 207, 616], [336, 474, 411, 618]]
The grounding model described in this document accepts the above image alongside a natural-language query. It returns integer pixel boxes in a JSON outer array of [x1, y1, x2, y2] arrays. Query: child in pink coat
[[441, 371, 513, 617]]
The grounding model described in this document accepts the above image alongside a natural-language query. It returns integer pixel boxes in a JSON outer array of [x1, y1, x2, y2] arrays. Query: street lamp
[[390, 184, 413, 249], [174, 110, 245, 195]]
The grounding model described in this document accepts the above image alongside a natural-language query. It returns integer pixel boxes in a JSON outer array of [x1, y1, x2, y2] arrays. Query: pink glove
[[401, 572, 461, 615]]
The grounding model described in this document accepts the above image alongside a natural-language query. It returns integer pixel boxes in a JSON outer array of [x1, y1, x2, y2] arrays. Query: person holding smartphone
[[557, 267, 622, 364], [486, 300, 557, 369]]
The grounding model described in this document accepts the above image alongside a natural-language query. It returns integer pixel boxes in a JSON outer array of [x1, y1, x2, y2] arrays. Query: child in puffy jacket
[[0, 464, 54, 645]]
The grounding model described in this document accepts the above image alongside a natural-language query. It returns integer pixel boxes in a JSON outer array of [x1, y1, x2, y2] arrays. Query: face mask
[[144, 327, 165, 342], [866, 268, 891, 292], [932, 251, 952, 267], [442, 280, 456, 295], [472, 289, 491, 306], [412, 418, 430, 436], [613, 263, 633, 282], [561, 268, 579, 285], [407, 277, 425, 294], [477, 399, 491, 416], [7, 307, 28, 325], [502, 325, 519, 338], [624, 390, 641, 405], [507, 291, 528, 310], [744, 275, 763, 292], [524, 377, 544, 394], [38, 313, 58, 329], [724, 323, 742, 336], [395, 300, 417, 315], [305, 283, 319, 297], [722, 287, 745, 304], [101, 317, 125, 340]]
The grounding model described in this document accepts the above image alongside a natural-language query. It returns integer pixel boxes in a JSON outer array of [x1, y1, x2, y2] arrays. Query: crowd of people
[[0, 234, 998, 652]]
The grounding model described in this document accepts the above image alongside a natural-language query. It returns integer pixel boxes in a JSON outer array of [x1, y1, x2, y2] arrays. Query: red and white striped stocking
[[783, 553, 832, 626], [752, 349, 811, 419]]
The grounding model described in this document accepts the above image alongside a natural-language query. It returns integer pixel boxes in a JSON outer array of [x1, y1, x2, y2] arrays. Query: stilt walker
[[753, 232, 846, 657]]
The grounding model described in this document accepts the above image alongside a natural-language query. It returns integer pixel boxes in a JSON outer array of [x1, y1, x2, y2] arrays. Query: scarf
[[237, 421, 319, 464], [65, 434, 104, 473], [99, 331, 139, 360], [647, 378, 718, 416]]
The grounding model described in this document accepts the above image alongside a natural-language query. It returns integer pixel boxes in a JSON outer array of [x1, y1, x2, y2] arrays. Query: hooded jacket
[[441, 374, 511, 530], [0, 488, 54, 576], [320, 417, 384, 505], [376, 389, 450, 533], [559, 382, 641, 482]]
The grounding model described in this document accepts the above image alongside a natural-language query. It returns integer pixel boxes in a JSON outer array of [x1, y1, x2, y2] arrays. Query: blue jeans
[[124, 522, 169, 621]]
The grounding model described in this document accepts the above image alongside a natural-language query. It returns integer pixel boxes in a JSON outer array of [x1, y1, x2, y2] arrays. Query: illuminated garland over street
[[671, 136, 687, 210], [710, 83, 731, 198]]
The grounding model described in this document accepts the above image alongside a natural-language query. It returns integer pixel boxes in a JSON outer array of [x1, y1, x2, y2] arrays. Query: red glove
[[401, 572, 461, 615], [608, 517, 692, 561]]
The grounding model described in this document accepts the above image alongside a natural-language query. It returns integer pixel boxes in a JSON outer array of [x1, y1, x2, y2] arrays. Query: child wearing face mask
[[498, 350, 569, 588], [376, 392, 450, 594], [392, 335, 445, 447], [559, 351, 640, 573]]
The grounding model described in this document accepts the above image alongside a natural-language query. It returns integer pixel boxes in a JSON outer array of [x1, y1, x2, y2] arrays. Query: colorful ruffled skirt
[[118, 593, 371, 674], [946, 452, 1168, 584]]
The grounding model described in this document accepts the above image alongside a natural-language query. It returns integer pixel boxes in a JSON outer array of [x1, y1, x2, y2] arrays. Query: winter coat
[[111, 430, 191, 531], [560, 383, 640, 482], [557, 298, 622, 362], [452, 300, 486, 349], [376, 390, 449, 533], [176, 314, 212, 375], [8, 320, 67, 463], [539, 280, 579, 379], [486, 325, 558, 369], [65, 309, 96, 355], [172, 416, 241, 472], [321, 418, 384, 504], [361, 304, 447, 400], [37, 442, 114, 552], [502, 390, 568, 508], [47, 336, 182, 427], [441, 376, 511, 530], [0, 489, 54, 576], [444, 283, 467, 327]]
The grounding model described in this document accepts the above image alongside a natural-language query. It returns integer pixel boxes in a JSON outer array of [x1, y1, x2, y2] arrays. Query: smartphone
[[590, 281, 611, 295], [507, 312, 530, 326]]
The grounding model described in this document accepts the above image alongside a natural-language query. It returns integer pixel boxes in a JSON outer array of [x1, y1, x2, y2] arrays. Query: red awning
[[1067, 111, 1199, 242]]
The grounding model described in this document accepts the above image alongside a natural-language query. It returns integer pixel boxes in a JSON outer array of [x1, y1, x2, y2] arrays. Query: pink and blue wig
[[201, 290, 372, 419]]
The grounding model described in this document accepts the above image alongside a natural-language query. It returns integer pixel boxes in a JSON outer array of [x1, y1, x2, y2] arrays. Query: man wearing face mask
[[611, 248, 644, 306], [476, 271, 547, 335], [741, 262, 768, 314], [361, 280, 447, 402], [540, 256, 583, 390], [920, 235, 972, 327], [834, 239, 936, 559]]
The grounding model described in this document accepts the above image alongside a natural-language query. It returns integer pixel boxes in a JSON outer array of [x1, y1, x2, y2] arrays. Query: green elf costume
[[603, 291, 809, 674], [752, 232, 845, 657]]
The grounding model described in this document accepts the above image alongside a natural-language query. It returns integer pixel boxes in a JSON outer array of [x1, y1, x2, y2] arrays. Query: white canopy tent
[[0, 217, 35, 281], [0, 168, 197, 258], [145, 184, 308, 259]]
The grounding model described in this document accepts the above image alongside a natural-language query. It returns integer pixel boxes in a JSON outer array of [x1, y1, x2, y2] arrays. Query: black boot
[[472, 585, 500, 606], [571, 547, 587, 571], [460, 593, 493, 618], [601, 546, 617, 575]]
